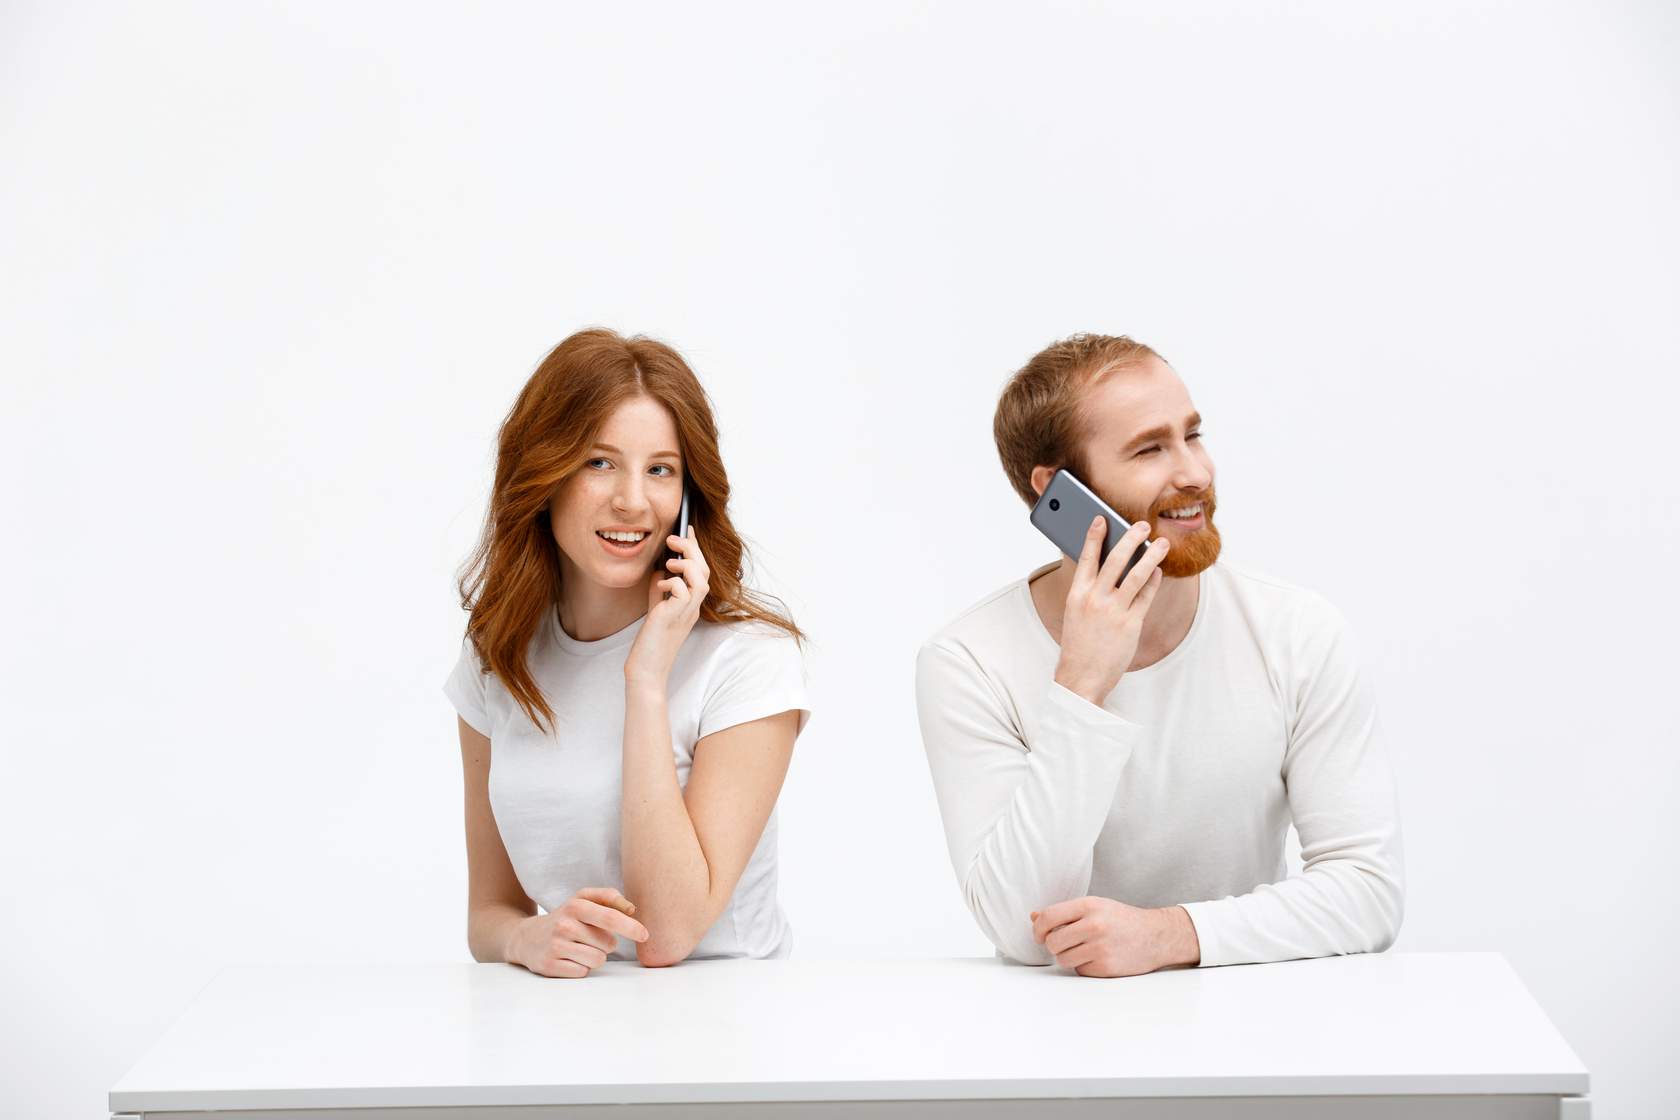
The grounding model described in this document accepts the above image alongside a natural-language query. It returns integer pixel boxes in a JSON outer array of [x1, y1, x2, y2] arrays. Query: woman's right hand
[[1053, 516, 1169, 707], [504, 887, 651, 978]]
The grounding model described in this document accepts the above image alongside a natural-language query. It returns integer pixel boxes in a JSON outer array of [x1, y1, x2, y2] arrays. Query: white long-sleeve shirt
[[914, 559, 1404, 968]]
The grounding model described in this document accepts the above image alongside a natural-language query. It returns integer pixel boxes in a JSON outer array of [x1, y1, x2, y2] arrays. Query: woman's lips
[[596, 532, 650, 557]]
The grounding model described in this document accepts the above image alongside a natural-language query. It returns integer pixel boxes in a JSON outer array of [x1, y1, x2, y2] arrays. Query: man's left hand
[[1030, 897, 1201, 977]]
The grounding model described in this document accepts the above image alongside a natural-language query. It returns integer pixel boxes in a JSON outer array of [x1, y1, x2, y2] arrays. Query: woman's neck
[[555, 560, 650, 642]]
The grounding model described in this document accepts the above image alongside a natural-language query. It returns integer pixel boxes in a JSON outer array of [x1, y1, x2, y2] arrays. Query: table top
[[110, 952, 1588, 1112]]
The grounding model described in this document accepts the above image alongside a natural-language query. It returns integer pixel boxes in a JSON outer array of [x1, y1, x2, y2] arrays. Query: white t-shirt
[[915, 559, 1404, 969], [444, 609, 811, 961]]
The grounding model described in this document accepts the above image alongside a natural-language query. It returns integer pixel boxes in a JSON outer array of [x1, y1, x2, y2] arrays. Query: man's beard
[[1131, 485, 1221, 578]]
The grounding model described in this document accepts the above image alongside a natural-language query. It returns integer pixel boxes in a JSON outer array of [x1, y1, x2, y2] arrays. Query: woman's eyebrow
[[591, 443, 681, 458]]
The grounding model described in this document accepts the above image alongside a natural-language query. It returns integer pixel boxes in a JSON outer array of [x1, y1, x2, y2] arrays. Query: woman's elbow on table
[[635, 927, 705, 969]]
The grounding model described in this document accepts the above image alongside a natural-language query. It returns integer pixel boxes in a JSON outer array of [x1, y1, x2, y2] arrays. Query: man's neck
[[1028, 558, 1201, 671]]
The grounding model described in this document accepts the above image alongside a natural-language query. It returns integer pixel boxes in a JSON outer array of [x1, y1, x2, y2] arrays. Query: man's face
[[1073, 356, 1220, 579]]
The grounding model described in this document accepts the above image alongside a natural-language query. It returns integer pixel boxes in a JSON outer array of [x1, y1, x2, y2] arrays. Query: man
[[915, 333, 1403, 976]]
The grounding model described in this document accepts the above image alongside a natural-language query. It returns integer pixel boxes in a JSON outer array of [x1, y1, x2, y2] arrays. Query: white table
[[110, 952, 1589, 1119]]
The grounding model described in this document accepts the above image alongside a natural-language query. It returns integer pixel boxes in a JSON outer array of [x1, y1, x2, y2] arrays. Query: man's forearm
[[1155, 905, 1202, 968]]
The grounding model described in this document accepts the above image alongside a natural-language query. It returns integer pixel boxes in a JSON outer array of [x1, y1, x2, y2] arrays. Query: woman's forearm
[[467, 901, 534, 964], [619, 679, 714, 965]]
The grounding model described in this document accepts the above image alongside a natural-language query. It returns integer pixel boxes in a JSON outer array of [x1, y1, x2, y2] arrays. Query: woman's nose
[[611, 479, 648, 514]]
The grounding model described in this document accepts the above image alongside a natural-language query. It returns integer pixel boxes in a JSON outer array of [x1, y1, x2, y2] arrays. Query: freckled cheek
[[552, 479, 608, 543]]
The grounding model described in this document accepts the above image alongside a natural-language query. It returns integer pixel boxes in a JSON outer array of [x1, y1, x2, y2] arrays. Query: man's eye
[[1139, 447, 1159, 456], [1189, 431, 1202, 441]]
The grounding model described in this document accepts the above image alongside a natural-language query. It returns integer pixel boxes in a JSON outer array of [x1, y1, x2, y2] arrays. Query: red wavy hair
[[455, 328, 803, 735]]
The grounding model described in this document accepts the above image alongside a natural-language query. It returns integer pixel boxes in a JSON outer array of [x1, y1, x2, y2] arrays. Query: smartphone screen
[[1029, 469, 1149, 583]]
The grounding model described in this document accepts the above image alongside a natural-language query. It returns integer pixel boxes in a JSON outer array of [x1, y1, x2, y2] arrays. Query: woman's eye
[[649, 464, 674, 477], [587, 458, 611, 470]]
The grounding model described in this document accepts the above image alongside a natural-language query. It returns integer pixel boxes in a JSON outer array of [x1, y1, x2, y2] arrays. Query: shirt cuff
[[1042, 680, 1145, 747], [1180, 897, 1237, 968]]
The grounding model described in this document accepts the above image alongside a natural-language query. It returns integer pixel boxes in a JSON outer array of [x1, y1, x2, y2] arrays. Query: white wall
[[3, 2, 1676, 1116]]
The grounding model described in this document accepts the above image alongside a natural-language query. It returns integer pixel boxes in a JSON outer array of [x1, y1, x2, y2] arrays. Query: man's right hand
[[1053, 516, 1169, 707], [504, 887, 650, 978]]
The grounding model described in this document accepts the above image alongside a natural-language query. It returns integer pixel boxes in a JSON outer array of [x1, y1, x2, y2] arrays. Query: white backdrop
[[3, 2, 1677, 1117]]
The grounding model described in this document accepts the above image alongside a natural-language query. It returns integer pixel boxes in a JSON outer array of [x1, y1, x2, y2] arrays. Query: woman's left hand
[[625, 527, 710, 688]]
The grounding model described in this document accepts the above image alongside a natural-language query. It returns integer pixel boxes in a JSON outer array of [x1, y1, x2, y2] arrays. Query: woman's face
[[548, 394, 686, 592]]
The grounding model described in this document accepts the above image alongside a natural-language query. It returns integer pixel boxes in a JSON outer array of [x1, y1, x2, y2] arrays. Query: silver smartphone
[[1030, 469, 1149, 583]]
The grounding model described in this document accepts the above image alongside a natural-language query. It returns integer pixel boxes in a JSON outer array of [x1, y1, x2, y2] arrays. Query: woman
[[444, 328, 810, 977]]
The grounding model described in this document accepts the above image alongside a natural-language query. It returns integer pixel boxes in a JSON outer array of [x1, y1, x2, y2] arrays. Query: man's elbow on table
[[1371, 879, 1405, 954], [964, 881, 1053, 966]]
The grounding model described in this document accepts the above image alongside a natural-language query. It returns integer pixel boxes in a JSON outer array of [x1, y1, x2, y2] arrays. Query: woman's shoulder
[[691, 615, 803, 656]]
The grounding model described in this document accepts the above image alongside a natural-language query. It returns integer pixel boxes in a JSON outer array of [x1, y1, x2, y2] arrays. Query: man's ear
[[1029, 465, 1057, 498]]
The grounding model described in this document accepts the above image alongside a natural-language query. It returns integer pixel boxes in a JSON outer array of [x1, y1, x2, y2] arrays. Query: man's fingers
[[1045, 920, 1091, 956], [1073, 516, 1105, 585], [1118, 537, 1168, 600], [1031, 897, 1090, 942], [575, 887, 637, 916], [1097, 520, 1152, 589], [573, 898, 650, 942], [1056, 942, 1100, 971], [1133, 567, 1164, 613]]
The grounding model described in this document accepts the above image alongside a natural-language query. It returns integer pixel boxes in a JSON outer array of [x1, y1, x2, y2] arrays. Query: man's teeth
[[598, 530, 648, 543], [1161, 504, 1203, 520]]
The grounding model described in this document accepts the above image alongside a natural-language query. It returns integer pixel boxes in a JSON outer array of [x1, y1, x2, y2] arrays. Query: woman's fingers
[[575, 887, 636, 914], [666, 532, 710, 583], [536, 958, 590, 979], [570, 898, 650, 943], [550, 939, 609, 971], [563, 919, 618, 954]]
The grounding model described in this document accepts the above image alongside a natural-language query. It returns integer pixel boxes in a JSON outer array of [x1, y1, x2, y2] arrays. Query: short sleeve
[[443, 636, 493, 737], [697, 627, 811, 741]]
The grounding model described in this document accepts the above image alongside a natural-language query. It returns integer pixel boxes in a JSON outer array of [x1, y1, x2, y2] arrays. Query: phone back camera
[[1048, 498, 1060, 511]]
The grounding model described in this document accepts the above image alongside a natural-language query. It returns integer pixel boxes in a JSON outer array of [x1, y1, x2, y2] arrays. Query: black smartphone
[[1029, 469, 1149, 582], [662, 486, 692, 589]]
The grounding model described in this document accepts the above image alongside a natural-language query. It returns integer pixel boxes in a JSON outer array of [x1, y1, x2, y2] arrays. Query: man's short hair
[[992, 333, 1165, 506]]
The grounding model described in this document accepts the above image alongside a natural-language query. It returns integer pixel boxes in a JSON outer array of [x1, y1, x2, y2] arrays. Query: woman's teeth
[[598, 530, 648, 543]]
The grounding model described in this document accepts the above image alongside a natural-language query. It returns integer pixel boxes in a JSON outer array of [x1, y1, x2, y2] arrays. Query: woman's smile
[[596, 527, 653, 558]]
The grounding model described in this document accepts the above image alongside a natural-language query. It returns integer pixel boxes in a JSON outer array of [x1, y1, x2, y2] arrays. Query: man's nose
[[1173, 451, 1212, 491]]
